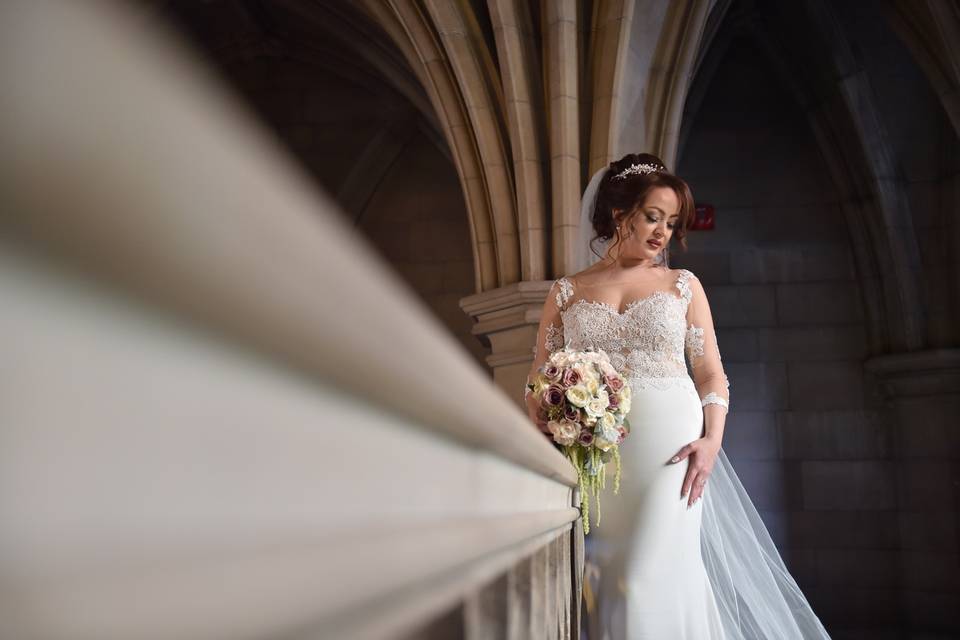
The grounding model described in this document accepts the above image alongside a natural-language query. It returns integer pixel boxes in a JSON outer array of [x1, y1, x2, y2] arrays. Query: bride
[[524, 153, 831, 639]]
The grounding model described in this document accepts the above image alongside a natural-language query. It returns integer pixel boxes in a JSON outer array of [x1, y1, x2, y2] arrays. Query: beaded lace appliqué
[[555, 277, 574, 308], [557, 270, 698, 391], [685, 325, 705, 361], [532, 278, 575, 359], [544, 324, 563, 353]]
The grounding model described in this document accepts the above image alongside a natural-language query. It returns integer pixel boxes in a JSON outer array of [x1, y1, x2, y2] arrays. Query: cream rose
[[548, 419, 579, 446], [585, 398, 604, 419], [565, 385, 590, 408], [586, 376, 600, 396], [600, 411, 617, 430]]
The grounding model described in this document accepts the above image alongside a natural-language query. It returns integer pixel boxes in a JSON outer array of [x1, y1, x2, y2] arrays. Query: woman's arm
[[684, 272, 730, 443], [524, 279, 568, 432]]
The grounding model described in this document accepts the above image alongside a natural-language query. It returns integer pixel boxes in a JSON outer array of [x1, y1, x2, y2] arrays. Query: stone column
[[460, 282, 584, 638], [865, 348, 960, 633]]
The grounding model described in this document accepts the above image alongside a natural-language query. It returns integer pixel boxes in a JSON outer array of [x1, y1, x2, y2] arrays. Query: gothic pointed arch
[[360, 1, 520, 291]]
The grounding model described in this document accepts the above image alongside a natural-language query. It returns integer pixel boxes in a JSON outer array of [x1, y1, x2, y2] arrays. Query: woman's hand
[[669, 435, 721, 508], [525, 390, 551, 435]]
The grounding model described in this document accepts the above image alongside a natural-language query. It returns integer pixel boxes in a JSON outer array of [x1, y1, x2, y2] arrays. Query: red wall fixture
[[691, 203, 715, 230]]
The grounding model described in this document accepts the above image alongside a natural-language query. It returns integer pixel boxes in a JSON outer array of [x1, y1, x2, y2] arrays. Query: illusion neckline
[[563, 289, 685, 316]]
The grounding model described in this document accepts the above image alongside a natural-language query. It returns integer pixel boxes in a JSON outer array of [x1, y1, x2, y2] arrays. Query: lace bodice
[[528, 268, 731, 416], [552, 270, 701, 385]]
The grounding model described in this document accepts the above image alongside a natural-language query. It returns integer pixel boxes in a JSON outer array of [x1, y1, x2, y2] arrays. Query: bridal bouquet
[[527, 348, 631, 533]]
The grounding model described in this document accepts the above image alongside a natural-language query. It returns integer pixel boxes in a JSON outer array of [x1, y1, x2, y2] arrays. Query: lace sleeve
[[526, 278, 571, 395], [682, 270, 730, 412]]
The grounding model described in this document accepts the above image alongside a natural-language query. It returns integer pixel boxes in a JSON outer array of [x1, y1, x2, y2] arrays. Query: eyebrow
[[647, 206, 679, 219]]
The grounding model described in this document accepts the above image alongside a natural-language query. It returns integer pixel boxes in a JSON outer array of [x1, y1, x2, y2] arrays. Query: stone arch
[[588, 0, 719, 173], [679, 0, 926, 352], [885, 0, 960, 139], [360, 1, 520, 292]]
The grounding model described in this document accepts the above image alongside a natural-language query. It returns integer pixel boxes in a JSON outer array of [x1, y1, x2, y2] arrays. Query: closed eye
[[646, 213, 677, 230]]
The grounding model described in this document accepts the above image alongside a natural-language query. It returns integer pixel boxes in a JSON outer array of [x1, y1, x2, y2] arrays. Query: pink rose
[[561, 368, 581, 388], [564, 403, 580, 422], [604, 374, 625, 393], [578, 429, 594, 446], [607, 394, 620, 410], [543, 364, 562, 381]]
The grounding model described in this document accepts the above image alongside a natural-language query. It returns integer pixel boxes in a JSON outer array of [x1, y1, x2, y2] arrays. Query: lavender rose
[[578, 429, 594, 446], [543, 364, 562, 381], [543, 384, 565, 407]]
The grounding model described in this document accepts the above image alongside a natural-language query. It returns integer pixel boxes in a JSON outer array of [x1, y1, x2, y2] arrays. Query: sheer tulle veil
[[577, 165, 830, 638]]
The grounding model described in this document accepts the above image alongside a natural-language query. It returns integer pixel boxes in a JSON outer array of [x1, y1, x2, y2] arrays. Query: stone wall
[[676, 36, 898, 633]]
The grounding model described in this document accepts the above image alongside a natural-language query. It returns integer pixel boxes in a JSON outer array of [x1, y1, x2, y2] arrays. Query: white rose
[[586, 377, 600, 396], [549, 419, 579, 446], [549, 352, 568, 367], [600, 411, 616, 430], [585, 398, 605, 419], [565, 385, 590, 408]]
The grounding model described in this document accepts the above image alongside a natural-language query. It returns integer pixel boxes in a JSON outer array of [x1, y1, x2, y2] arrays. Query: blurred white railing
[[0, 2, 579, 638]]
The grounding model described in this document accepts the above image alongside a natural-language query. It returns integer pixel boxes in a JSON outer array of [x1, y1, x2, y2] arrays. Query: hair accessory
[[613, 162, 664, 180]]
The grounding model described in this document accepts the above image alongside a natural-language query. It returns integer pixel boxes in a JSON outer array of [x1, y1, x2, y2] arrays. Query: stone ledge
[[864, 349, 960, 397]]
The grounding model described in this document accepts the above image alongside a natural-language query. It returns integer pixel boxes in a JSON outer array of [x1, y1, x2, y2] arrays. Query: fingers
[[687, 474, 705, 507], [670, 441, 712, 507], [668, 442, 695, 465]]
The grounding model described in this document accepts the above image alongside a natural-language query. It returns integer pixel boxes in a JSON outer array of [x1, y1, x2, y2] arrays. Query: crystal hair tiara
[[612, 162, 665, 180]]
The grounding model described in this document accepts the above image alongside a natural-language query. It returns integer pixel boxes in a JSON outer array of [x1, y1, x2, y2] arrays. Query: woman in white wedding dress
[[525, 154, 831, 639]]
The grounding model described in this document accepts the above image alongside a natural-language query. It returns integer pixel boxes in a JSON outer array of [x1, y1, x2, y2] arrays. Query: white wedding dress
[[531, 268, 831, 639]]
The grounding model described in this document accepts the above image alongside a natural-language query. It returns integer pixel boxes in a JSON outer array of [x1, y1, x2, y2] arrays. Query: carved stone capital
[[460, 281, 553, 404]]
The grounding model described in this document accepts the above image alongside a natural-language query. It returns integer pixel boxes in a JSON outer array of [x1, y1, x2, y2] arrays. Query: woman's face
[[614, 186, 681, 261]]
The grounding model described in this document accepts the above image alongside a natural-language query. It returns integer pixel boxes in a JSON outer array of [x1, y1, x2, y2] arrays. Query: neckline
[[559, 269, 690, 315], [564, 289, 683, 316]]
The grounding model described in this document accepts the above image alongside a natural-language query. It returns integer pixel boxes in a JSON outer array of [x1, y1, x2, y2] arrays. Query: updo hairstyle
[[590, 153, 696, 259]]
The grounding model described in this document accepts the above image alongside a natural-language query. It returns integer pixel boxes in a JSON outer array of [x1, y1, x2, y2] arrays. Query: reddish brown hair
[[590, 153, 696, 259]]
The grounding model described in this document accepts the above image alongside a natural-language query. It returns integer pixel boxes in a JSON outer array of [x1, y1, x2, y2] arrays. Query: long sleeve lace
[[524, 278, 572, 432], [527, 279, 570, 385], [684, 273, 730, 412]]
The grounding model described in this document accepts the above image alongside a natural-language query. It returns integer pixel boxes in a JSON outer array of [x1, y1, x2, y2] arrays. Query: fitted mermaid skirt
[[586, 375, 726, 640]]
